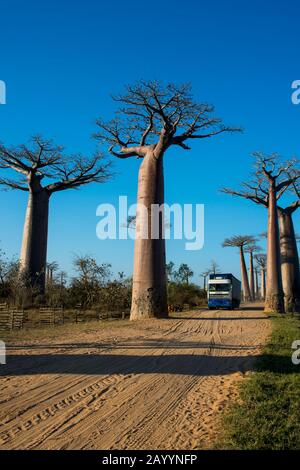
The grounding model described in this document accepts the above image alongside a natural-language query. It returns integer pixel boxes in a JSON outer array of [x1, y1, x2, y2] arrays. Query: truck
[[207, 273, 241, 310]]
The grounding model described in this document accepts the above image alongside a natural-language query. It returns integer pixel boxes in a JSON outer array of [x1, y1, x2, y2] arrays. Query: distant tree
[[0, 136, 112, 295], [175, 263, 194, 285], [255, 254, 267, 300], [95, 81, 240, 320], [244, 243, 261, 300], [0, 247, 8, 288], [46, 261, 59, 285], [200, 271, 209, 290], [166, 261, 175, 282], [208, 260, 220, 275], [222, 235, 255, 301], [71, 255, 112, 306]]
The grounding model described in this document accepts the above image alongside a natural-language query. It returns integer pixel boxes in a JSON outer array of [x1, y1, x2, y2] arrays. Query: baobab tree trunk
[[239, 246, 251, 302], [265, 183, 284, 313], [130, 152, 168, 320], [20, 189, 50, 295], [279, 209, 300, 313], [255, 269, 259, 300], [249, 251, 255, 301], [260, 268, 266, 300]]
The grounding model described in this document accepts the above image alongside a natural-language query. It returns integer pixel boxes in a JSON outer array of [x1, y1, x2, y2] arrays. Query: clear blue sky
[[0, 0, 299, 284]]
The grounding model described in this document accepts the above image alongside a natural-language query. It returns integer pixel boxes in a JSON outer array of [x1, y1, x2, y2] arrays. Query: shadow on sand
[[1, 352, 260, 377]]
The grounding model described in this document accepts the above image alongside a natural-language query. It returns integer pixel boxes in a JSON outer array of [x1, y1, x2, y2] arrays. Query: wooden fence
[[39, 307, 64, 326], [0, 306, 24, 331]]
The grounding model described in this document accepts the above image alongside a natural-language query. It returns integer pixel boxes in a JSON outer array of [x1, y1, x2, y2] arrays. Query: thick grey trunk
[[130, 152, 168, 320], [240, 246, 251, 302], [265, 183, 284, 313], [279, 210, 300, 313], [20, 189, 50, 294]]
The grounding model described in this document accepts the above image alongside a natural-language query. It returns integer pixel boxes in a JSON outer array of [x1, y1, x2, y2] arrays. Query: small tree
[[208, 260, 220, 275], [95, 81, 240, 320], [222, 235, 255, 301], [71, 255, 112, 307], [166, 261, 175, 282], [0, 136, 112, 295], [175, 263, 194, 285]]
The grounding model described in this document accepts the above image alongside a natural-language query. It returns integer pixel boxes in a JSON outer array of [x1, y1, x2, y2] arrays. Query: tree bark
[[249, 251, 255, 301], [260, 268, 266, 300], [265, 182, 284, 312], [240, 246, 251, 302], [279, 209, 300, 313], [130, 151, 168, 320], [254, 268, 259, 300], [20, 188, 50, 295]]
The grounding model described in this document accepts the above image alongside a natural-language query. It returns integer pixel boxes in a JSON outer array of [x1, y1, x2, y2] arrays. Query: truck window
[[209, 284, 231, 292]]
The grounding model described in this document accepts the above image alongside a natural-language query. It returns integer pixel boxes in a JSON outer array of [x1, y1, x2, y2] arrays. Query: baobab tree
[[200, 271, 209, 290], [95, 81, 239, 320], [0, 136, 112, 294], [46, 261, 59, 286], [255, 253, 267, 300], [221, 153, 299, 313], [245, 242, 261, 301], [208, 260, 221, 275], [222, 235, 255, 301], [278, 180, 300, 312], [254, 266, 260, 299]]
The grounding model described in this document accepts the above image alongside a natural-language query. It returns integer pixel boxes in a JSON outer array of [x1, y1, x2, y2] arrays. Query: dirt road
[[0, 305, 270, 450]]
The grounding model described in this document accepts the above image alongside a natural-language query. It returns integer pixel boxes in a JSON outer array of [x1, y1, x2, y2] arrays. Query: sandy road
[[0, 305, 270, 450]]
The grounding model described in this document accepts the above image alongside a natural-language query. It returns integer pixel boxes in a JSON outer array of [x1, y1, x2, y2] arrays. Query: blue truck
[[207, 273, 241, 310]]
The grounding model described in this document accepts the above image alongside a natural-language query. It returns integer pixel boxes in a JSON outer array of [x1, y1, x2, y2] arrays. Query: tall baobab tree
[[255, 253, 267, 300], [95, 81, 239, 320], [222, 235, 255, 302], [0, 136, 112, 294], [278, 180, 300, 312], [245, 242, 261, 301], [221, 152, 299, 313]]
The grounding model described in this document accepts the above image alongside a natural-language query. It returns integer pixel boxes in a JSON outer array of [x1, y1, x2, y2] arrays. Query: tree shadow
[[171, 316, 268, 321], [1, 353, 259, 377], [7, 339, 259, 351], [255, 354, 300, 375]]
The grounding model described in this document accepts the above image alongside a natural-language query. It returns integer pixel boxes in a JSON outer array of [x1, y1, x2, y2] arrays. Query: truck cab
[[208, 273, 241, 310]]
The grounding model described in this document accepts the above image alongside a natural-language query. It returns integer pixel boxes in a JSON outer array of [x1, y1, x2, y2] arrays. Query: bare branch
[[95, 80, 241, 158]]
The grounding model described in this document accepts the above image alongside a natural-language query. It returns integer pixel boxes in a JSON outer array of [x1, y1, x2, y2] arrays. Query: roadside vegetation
[[217, 313, 300, 450]]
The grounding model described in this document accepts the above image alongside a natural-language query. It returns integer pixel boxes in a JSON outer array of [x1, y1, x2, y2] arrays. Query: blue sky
[[0, 0, 299, 284]]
